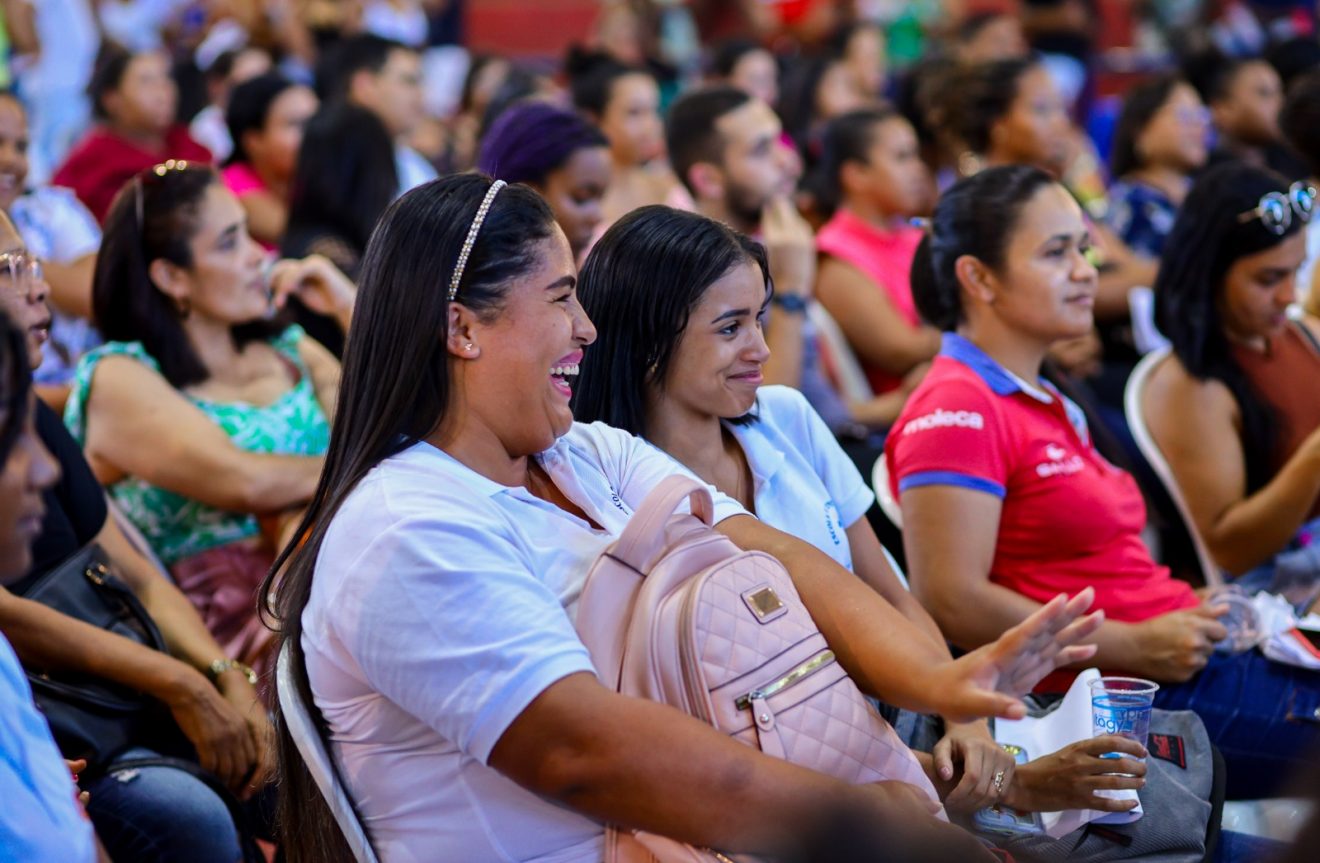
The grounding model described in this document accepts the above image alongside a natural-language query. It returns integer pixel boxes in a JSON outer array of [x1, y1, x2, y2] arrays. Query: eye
[[555, 290, 575, 304], [719, 321, 740, 336]]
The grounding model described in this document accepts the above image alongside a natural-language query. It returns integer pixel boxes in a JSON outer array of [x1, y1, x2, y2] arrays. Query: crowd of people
[[2, 1, 1320, 862]]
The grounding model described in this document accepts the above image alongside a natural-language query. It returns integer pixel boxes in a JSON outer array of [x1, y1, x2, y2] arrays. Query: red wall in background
[[465, 0, 600, 58]]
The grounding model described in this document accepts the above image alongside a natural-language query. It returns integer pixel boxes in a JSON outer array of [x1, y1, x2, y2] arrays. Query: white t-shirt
[[303, 422, 745, 863], [726, 386, 874, 572], [11, 186, 103, 386], [0, 634, 98, 863]]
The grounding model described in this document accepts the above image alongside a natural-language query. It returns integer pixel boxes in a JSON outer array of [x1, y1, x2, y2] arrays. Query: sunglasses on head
[[1236, 182, 1316, 236]]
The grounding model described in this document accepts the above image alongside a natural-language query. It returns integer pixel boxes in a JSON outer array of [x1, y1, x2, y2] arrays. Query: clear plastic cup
[[1204, 584, 1260, 654], [1090, 676, 1159, 757]]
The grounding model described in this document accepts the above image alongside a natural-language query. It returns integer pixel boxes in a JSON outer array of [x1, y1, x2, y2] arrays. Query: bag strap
[[576, 476, 714, 689], [610, 476, 714, 572]]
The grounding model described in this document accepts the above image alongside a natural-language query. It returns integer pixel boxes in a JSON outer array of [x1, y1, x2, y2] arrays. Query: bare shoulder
[[1143, 351, 1238, 430]]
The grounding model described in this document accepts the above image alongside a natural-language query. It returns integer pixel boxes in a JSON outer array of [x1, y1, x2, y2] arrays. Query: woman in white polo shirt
[[572, 204, 1158, 826], [261, 175, 1101, 863]]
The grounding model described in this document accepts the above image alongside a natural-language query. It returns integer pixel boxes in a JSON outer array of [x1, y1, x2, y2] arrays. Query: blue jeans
[[1154, 650, 1320, 799], [82, 747, 242, 863]]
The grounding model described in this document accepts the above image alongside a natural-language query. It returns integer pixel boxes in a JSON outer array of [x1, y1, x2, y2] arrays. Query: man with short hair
[[320, 34, 436, 196], [665, 86, 823, 409]]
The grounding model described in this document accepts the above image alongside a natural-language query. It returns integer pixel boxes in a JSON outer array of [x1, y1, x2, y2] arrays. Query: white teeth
[[550, 364, 580, 377]]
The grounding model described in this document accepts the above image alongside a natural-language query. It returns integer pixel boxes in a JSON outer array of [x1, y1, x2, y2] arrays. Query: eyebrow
[[544, 275, 576, 291], [712, 307, 753, 324]]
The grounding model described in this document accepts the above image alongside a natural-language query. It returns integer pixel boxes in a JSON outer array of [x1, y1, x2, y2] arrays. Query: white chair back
[[1123, 347, 1223, 587], [807, 302, 875, 404], [870, 453, 904, 530], [276, 643, 381, 863]]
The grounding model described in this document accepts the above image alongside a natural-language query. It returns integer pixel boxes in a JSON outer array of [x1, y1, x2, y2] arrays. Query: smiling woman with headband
[[261, 174, 1103, 863]]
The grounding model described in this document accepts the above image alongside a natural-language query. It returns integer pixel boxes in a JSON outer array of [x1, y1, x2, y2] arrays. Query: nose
[[28, 271, 49, 306], [1072, 246, 1099, 283], [747, 319, 771, 363], [573, 298, 598, 346], [1275, 274, 1297, 308]]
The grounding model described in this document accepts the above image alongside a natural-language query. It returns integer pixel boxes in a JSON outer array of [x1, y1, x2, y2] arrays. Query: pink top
[[816, 208, 924, 394], [220, 163, 276, 251]]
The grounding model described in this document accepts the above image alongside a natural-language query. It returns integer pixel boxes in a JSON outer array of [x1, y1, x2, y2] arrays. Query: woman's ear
[[954, 254, 997, 305], [446, 303, 482, 360], [147, 258, 188, 303]]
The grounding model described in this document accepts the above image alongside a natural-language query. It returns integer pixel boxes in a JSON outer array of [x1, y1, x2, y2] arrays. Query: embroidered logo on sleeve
[[1147, 733, 1187, 769], [901, 408, 984, 436]]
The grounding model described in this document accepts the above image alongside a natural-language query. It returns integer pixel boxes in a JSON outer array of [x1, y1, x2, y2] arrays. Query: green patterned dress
[[64, 325, 331, 674]]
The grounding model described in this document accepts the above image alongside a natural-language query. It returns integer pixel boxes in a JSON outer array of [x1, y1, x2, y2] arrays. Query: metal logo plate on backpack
[[742, 585, 787, 623]]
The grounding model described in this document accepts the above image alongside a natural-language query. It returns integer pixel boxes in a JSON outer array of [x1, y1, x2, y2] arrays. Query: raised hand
[[930, 589, 1102, 723]]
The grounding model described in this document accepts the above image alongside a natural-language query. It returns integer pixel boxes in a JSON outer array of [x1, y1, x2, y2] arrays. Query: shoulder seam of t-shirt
[[897, 470, 1006, 498]]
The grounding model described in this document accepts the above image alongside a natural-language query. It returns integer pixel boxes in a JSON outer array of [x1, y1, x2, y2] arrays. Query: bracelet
[[769, 293, 808, 315], [207, 658, 258, 686]]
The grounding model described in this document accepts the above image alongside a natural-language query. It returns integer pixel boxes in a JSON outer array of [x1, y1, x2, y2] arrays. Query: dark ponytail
[[910, 164, 1056, 330]]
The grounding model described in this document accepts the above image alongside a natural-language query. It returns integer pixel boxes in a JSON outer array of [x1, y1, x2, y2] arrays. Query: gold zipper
[[734, 649, 835, 711]]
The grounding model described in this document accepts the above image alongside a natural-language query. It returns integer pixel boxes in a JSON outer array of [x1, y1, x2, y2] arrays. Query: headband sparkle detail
[[448, 180, 507, 303]]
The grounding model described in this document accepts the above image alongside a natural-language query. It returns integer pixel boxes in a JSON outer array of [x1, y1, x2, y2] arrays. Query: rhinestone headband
[[448, 180, 507, 303]]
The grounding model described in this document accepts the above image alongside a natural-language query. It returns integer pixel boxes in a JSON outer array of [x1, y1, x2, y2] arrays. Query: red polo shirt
[[886, 334, 1198, 630]]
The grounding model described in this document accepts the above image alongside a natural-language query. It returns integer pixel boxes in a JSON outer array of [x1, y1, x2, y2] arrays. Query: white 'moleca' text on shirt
[[902, 409, 985, 436]]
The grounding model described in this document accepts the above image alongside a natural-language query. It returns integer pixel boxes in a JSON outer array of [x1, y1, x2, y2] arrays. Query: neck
[[181, 314, 242, 381], [841, 197, 904, 231], [109, 121, 166, 151], [645, 390, 731, 490], [427, 383, 535, 489], [695, 198, 758, 236], [957, 317, 1049, 387], [1127, 165, 1191, 205], [253, 161, 288, 200], [1219, 134, 1267, 167]]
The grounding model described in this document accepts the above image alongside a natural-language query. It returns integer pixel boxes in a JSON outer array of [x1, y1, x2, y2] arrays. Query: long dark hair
[[0, 309, 30, 466], [282, 103, 398, 272], [1153, 162, 1303, 493], [259, 175, 557, 862], [1109, 73, 1185, 179], [910, 164, 1056, 330], [573, 205, 770, 435], [94, 164, 285, 388]]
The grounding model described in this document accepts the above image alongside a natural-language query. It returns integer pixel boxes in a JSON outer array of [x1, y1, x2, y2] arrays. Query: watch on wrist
[[769, 293, 808, 315], [207, 658, 258, 686]]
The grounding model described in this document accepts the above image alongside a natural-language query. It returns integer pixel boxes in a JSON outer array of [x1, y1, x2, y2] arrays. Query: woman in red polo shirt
[[54, 45, 212, 223], [887, 164, 1320, 799]]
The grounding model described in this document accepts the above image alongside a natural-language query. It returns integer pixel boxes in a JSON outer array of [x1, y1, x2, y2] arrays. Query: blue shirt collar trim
[[939, 333, 1051, 401]]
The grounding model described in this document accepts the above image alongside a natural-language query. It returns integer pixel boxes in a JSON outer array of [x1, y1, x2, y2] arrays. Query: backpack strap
[[611, 476, 714, 572], [576, 476, 714, 689]]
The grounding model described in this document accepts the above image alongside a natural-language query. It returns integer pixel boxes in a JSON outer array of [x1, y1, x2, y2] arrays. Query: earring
[[176, 297, 191, 320], [465, 343, 475, 352]]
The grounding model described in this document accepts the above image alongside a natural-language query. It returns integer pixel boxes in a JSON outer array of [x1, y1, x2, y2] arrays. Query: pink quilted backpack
[[575, 476, 944, 862]]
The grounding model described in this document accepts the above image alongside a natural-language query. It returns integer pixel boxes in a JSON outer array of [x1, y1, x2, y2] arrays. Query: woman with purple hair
[[477, 101, 612, 260]]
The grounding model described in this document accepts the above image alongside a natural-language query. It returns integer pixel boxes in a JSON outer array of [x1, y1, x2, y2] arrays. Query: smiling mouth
[[550, 362, 579, 395]]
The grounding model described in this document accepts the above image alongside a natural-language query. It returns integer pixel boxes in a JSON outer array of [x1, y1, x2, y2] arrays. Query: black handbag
[[15, 544, 193, 772]]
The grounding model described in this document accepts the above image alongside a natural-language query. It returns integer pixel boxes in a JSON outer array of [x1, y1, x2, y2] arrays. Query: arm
[[716, 513, 1100, 721], [846, 517, 944, 648], [1091, 223, 1159, 322], [760, 197, 814, 388], [815, 258, 941, 377], [489, 672, 986, 857], [81, 355, 323, 513], [237, 190, 290, 249], [1147, 359, 1320, 574], [42, 254, 96, 321], [0, 587, 261, 794], [901, 484, 1224, 683], [96, 506, 274, 787]]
